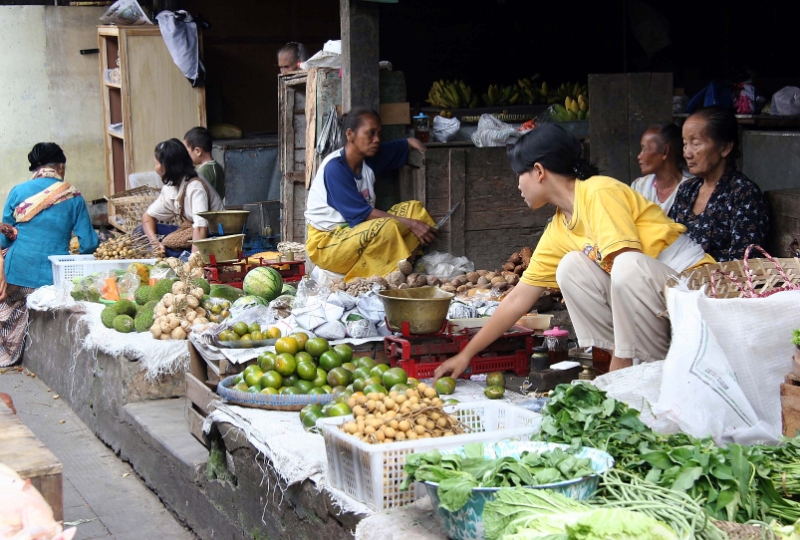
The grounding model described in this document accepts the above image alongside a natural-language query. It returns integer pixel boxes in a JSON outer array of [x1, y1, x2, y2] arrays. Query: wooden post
[[448, 149, 466, 256], [588, 73, 673, 183], [340, 0, 380, 112]]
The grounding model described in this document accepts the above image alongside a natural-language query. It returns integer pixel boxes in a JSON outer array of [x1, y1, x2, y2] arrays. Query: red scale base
[[384, 320, 534, 379], [203, 253, 305, 289]]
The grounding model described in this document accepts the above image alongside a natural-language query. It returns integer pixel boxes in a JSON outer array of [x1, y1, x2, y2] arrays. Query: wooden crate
[[0, 401, 63, 521], [781, 370, 800, 437], [186, 342, 226, 448]]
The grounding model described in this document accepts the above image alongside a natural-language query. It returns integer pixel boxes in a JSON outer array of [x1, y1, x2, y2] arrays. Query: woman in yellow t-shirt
[[434, 124, 713, 379]]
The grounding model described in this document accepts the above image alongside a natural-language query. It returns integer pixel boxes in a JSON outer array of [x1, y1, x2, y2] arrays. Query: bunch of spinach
[[534, 383, 800, 524], [401, 442, 596, 512]]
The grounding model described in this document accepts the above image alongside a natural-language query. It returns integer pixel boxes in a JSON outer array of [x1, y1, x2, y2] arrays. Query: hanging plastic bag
[[771, 87, 800, 116], [471, 114, 520, 148]]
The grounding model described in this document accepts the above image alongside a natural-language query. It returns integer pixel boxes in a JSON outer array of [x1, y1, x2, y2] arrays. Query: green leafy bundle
[[534, 383, 800, 524], [401, 443, 595, 512]]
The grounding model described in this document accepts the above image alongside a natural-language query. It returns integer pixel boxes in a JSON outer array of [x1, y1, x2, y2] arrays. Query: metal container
[[378, 286, 454, 335], [190, 234, 245, 264], [195, 210, 250, 236], [211, 136, 281, 206]]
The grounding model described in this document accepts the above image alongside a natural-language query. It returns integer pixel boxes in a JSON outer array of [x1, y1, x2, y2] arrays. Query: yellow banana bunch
[[426, 80, 479, 109]]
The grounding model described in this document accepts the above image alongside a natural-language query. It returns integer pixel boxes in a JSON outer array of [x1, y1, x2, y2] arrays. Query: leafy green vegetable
[[402, 443, 597, 511], [535, 384, 800, 524], [792, 329, 800, 347], [483, 488, 677, 540]]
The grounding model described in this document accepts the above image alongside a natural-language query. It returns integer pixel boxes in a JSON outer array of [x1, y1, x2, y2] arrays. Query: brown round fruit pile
[[95, 232, 156, 260], [339, 383, 464, 444]]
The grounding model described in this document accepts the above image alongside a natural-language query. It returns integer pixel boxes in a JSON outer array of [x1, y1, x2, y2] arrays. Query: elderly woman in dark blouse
[[669, 106, 768, 262]]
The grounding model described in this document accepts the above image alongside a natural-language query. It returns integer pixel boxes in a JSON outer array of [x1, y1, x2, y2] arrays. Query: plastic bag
[[315, 320, 347, 341], [345, 315, 378, 339], [471, 114, 520, 147], [149, 263, 177, 282], [268, 295, 295, 319], [356, 291, 386, 324], [414, 251, 474, 281], [294, 276, 330, 310], [332, 291, 358, 311], [448, 301, 477, 320], [116, 272, 140, 302], [433, 116, 461, 143], [770, 86, 800, 115], [100, 0, 153, 25]]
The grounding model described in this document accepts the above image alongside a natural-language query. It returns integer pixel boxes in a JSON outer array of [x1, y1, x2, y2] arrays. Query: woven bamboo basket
[[666, 246, 800, 299], [713, 520, 770, 540], [107, 186, 179, 232]]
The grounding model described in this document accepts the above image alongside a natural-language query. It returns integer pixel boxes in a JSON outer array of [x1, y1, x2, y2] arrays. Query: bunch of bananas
[[426, 80, 480, 109], [551, 93, 589, 121], [518, 78, 548, 105], [482, 84, 522, 107], [549, 82, 589, 104]]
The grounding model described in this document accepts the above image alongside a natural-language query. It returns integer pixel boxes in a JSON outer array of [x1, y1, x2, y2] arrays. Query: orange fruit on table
[[312, 368, 328, 388], [369, 364, 390, 379], [333, 344, 353, 363], [296, 360, 318, 381], [327, 366, 353, 388], [266, 327, 281, 339], [244, 370, 263, 387], [319, 350, 343, 372], [355, 357, 376, 370], [305, 337, 330, 358], [260, 371, 283, 390], [274, 353, 297, 377], [291, 332, 310, 349], [275, 336, 300, 355], [295, 351, 314, 365]]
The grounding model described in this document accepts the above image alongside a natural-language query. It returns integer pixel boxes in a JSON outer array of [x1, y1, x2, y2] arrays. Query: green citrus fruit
[[363, 383, 388, 395], [390, 383, 409, 393], [233, 322, 249, 336], [321, 385, 333, 393], [244, 370, 264, 387], [353, 367, 371, 381], [234, 373, 244, 385], [327, 402, 352, 417], [302, 410, 324, 429], [274, 353, 297, 377], [484, 386, 505, 399], [355, 357, 376, 370], [246, 385, 261, 393], [327, 366, 353, 387], [333, 344, 353, 363], [234, 382, 249, 392], [275, 337, 300, 355], [300, 404, 323, 423], [260, 370, 283, 390], [312, 368, 328, 388], [258, 352, 277, 372], [296, 361, 318, 381], [319, 350, 343, 372], [366, 376, 383, 386], [250, 331, 264, 341], [486, 372, 506, 389], [283, 374, 299, 387], [353, 378, 368, 392], [295, 380, 313, 394], [305, 337, 330, 358], [369, 364, 390, 379], [295, 351, 314, 365], [382, 367, 408, 388], [308, 387, 327, 395], [444, 398, 460, 405], [291, 332, 310, 349], [331, 385, 349, 397], [266, 327, 281, 339], [336, 390, 354, 404], [321, 402, 336, 416], [260, 387, 279, 395], [239, 334, 252, 343], [434, 376, 456, 395], [281, 386, 303, 395], [243, 364, 261, 376], [247, 323, 262, 335], [342, 362, 356, 372], [407, 377, 420, 388]]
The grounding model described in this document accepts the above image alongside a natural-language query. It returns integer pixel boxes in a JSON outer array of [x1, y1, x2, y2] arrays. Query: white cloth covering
[[630, 172, 691, 214]]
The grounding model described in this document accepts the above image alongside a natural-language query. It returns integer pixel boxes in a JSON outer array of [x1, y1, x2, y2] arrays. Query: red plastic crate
[[384, 325, 534, 378]]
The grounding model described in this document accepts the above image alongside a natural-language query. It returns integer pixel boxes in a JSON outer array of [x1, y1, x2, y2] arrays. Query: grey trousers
[[555, 251, 674, 362]]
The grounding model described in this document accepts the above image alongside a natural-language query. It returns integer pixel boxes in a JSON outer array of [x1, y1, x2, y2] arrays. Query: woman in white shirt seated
[[141, 138, 224, 255], [631, 123, 691, 214]]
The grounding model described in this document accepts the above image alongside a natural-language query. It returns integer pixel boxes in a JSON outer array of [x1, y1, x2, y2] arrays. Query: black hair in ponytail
[[507, 124, 598, 180]]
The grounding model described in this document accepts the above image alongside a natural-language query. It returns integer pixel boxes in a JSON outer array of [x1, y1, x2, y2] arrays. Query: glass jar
[[543, 326, 576, 366], [413, 113, 430, 143], [531, 346, 549, 371]]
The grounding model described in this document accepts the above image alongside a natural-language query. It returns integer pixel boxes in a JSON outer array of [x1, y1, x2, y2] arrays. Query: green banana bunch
[[426, 79, 480, 109], [518, 75, 543, 105]]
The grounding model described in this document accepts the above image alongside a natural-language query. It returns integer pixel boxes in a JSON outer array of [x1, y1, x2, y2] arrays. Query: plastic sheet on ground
[[27, 286, 189, 380]]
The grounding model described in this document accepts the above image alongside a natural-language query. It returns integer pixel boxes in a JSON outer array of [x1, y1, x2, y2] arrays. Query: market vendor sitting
[[141, 138, 224, 256], [305, 108, 437, 281], [433, 124, 715, 379], [0, 142, 98, 367]]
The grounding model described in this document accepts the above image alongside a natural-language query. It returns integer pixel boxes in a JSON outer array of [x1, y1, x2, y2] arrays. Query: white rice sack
[[315, 320, 347, 341]]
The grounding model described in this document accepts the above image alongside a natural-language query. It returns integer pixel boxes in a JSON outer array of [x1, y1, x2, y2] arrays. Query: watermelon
[[232, 295, 267, 309], [243, 267, 283, 302], [281, 284, 297, 296]]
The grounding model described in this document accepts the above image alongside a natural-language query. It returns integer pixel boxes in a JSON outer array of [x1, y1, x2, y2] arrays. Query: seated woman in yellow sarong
[[305, 108, 437, 280]]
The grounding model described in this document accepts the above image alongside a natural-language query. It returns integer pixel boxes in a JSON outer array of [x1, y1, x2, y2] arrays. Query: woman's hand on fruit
[[434, 353, 471, 382]]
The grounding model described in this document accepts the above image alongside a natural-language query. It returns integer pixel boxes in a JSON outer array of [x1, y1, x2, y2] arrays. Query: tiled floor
[[0, 368, 195, 540]]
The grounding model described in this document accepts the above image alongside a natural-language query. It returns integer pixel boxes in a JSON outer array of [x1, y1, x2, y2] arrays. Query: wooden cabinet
[[97, 25, 206, 197]]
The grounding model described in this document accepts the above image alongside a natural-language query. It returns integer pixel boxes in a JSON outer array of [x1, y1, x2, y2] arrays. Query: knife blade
[[435, 201, 461, 230]]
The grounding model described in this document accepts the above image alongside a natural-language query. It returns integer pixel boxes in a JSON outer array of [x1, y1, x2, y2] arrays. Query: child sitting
[[183, 126, 225, 200]]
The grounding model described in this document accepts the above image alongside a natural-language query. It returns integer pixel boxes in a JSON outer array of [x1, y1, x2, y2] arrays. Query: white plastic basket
[[49, 255, 157, 301], [322, 401, 542, 511]]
